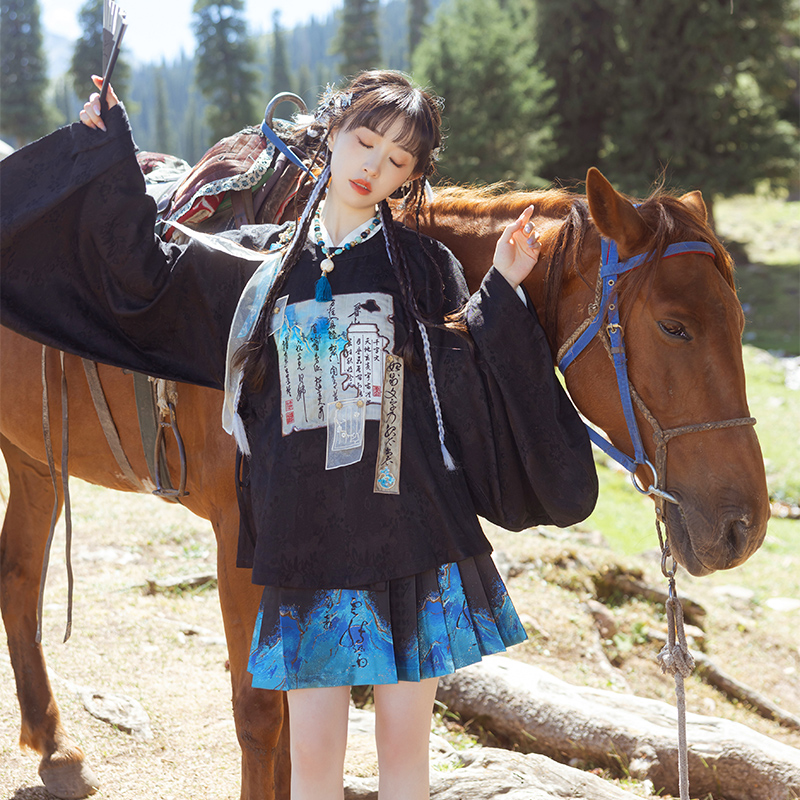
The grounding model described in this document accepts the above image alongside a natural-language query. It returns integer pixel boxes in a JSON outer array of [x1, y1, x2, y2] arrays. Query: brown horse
[[0, 169, 769, 800]]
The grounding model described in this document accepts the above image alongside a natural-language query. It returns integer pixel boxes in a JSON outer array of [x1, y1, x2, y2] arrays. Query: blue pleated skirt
[[247, 554, 527, 690]]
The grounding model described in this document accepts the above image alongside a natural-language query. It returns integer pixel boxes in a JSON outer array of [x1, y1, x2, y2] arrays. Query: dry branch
[[593, 566, 707, 628], [693, 651, 800, 731]]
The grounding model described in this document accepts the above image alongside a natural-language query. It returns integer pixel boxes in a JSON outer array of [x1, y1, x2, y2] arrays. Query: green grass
[[741, 346, 800, 502], [715, 195, 800, 355]]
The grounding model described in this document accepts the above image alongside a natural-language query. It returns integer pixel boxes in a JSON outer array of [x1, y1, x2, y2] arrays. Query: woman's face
[[327, 120, 418, 217]]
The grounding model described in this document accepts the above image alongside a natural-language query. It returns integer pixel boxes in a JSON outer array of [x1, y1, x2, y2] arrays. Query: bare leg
[[373, 678, 439, 800], [286, 685, 351, 800]]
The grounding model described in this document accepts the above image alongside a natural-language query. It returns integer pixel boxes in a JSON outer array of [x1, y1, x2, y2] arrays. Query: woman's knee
[[287, 686, 350, 769], [373, 679, 438, 763]]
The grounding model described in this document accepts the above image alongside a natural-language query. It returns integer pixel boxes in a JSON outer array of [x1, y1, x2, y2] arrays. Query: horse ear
[[586, 167, 650, 258], [679, 190, 707, 222]]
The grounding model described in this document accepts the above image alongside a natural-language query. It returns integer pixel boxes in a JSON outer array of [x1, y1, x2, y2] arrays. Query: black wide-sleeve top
[[1, 105, 598, 589]]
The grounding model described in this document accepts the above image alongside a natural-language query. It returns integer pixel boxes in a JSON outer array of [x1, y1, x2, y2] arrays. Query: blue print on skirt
[[250, 589, 400, 689], [248, 555, 527, 690]]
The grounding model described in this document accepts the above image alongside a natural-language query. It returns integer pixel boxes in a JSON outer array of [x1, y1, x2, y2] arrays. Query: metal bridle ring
[[630, 458, 679, 505]]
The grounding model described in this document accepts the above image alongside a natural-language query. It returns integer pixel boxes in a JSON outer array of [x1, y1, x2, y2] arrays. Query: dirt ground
[[1, 476, 799, 799]]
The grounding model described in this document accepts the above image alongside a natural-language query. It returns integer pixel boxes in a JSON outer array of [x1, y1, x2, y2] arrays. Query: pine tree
[[412, 0, 555, 186], [268, 11, 295, 121], [407, 0, 428, 61], [192, 0, 260, 143], [0, 0, 56, 146], [331, 0, 382, 77], [69, 0, 131, 101], [605, 0, 796, 199], [534, 0, 619, 185], [154, 69, 175, 155]]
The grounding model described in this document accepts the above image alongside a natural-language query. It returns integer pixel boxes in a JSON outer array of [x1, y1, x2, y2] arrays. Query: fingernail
[[527, 237, 537, 246], [93, 103, 100, 115], [523, 223, 533, 235]]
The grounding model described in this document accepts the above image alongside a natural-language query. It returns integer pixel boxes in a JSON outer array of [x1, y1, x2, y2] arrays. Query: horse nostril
[[725, 517, 750, 563]]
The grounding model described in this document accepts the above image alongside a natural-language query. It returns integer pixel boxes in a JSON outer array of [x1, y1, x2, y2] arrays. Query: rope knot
[[657, 642, 695, 678]]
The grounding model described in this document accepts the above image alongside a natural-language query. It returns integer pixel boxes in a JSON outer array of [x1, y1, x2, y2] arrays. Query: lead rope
[[655, 517, 694, 800]]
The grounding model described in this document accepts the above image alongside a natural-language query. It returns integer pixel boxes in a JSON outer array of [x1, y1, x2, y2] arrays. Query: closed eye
[[658, 320, 692, 341]]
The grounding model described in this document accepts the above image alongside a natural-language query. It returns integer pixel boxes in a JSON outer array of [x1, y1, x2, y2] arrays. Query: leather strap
[[132, 372, 178, 501], [82, 359, 144, 491], [37, 348, 75, 644]]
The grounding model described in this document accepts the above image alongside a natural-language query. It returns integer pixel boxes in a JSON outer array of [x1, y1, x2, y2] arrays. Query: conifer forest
[[1, 0, 798, 202]]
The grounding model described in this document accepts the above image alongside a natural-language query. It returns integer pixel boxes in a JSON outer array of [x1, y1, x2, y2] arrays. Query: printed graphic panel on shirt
[[275, 292, 395, 435]]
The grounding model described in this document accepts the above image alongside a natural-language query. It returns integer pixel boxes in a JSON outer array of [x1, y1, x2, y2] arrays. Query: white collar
[[311, 205, 383, 250]]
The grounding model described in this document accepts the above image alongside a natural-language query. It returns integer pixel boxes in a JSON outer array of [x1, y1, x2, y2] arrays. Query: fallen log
[[344, 707, 644, 798], [344, 746, 643, 799], [436, 656, 800, 800]]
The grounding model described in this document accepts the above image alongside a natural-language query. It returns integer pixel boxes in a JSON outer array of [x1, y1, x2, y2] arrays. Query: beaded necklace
[[313, 209, 380, 302]]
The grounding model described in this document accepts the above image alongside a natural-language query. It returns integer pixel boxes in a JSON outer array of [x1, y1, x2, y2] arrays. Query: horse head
[[539, 168, 769, 575]]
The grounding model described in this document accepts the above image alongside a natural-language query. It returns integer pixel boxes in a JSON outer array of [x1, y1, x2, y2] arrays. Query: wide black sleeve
[[0, 104, 257, 389], [426, 242, 598, 530]]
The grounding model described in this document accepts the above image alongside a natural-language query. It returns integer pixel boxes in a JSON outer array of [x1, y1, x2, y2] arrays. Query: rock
[[765, 597, 800, 612], [51, 672, 153, 741], [712, 584, 756, 602], [77, 688, 153, 742]]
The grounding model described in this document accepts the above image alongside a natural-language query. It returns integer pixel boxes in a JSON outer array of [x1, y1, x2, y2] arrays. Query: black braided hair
[[377, 198, 442, 365], [234, 160, 331, 391]]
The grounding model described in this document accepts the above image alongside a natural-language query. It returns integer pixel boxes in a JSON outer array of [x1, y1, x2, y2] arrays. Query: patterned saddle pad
[[137, 121, 310, 241]]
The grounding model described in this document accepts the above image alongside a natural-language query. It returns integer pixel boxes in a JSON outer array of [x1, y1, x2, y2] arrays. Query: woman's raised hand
[[492, 205, 542, 291], [79, 75, 120, 132]]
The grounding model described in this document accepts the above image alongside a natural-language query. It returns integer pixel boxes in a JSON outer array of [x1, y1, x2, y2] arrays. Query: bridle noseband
[[556, 237, 756, 524]]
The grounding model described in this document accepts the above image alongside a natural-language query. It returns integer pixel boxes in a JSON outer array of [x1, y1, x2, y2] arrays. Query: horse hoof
[[39, 758, 100, 799]]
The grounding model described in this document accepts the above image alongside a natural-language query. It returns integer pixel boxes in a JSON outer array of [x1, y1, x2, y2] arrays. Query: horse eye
[[658, 320, 692, 341]]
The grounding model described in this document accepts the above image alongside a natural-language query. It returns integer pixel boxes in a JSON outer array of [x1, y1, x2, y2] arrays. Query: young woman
[[1, 70, 597, 799]]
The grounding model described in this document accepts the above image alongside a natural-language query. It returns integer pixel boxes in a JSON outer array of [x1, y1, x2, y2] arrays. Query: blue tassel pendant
[[316, 272, 333, 302]]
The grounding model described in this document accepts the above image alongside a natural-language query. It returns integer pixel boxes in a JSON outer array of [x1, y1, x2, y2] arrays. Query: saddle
[[139, 98, 311, 240]]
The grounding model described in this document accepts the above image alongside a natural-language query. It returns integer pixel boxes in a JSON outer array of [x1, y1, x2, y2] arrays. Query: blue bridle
[[557, 237, 719, 502]]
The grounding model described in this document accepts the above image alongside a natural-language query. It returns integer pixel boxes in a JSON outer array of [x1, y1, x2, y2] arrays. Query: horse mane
[[429, 184, 575, 221], [544, 187, 736, 346]]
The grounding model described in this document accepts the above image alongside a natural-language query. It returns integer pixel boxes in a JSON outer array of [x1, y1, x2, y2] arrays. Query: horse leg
[[213, 511, 291, 800], [0, 435, 100, 799]]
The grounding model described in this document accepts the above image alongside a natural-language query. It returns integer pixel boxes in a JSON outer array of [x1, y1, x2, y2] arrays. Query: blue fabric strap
[[261, 121, 312, 175], [558, 237, 716, 473]]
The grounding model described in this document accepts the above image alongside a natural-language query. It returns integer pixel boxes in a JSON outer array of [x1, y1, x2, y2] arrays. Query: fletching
[[100, 0, 128, 104]]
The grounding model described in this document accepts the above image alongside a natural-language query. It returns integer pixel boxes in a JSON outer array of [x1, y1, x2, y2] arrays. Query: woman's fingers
[[91, 74, 120, 108], [79, 92, 105, 131], [79, 76, 120, 129], [511, 205, 540, 253]]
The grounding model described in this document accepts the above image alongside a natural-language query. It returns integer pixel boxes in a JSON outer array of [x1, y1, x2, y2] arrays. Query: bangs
[[343, 90, 439, 166]]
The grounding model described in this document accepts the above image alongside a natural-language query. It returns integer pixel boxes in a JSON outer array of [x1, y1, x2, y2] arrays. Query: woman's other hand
[[492, 205, 542, 290], [78, 75, 120, 132]]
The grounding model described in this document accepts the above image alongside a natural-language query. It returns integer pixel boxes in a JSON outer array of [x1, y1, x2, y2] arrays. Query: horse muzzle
[[664, 496, 769, 576]]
